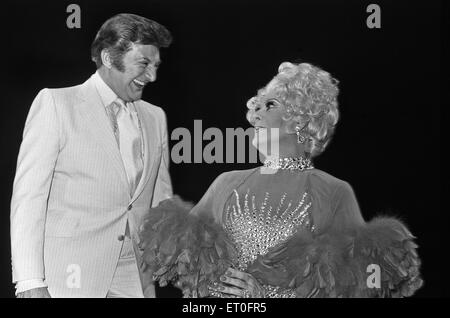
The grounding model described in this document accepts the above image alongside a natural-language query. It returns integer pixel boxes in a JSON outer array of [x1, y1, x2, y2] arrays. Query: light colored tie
[[108, 98, 143, 196]]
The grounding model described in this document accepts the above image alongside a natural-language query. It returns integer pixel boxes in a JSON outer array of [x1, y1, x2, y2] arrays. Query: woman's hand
[[210, 267, 266, 298]]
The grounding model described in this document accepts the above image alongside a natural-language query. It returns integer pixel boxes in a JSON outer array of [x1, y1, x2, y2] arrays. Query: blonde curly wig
[[247, 62, 340, 158]]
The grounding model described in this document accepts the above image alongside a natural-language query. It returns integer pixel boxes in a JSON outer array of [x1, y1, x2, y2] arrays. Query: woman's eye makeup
[[265, 100, 278, 109]]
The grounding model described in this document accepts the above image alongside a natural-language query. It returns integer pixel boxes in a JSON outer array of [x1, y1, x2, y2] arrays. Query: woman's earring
[[295, 126, 306, 144]]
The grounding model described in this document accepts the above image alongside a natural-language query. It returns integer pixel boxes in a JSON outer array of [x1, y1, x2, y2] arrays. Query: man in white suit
[[10, 13, 173, 298]]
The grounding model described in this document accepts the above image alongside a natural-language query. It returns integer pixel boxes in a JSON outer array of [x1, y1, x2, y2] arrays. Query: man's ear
[[100, 49, 113, 69]]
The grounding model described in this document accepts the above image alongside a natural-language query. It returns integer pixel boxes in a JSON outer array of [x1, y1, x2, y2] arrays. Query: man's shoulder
[[36, 82, 85, 104], [28, 83, 84, 116]]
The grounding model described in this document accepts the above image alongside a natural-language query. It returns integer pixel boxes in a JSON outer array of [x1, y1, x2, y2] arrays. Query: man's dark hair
[[91, 13, 172, 71]]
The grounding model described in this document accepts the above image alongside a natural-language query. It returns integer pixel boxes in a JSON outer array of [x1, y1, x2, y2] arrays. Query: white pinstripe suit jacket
[[10, 74, 173, 297]]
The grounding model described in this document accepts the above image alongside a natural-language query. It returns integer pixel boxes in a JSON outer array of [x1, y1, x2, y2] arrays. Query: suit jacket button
[[118, 234, 125, 241], [127, 204, 133, 211]]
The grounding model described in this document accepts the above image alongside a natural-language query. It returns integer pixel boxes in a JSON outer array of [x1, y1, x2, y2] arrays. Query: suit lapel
[[77, 77, 130, 194], [131, 101, 158, 203]]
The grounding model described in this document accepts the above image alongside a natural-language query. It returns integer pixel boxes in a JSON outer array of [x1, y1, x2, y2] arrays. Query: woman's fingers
[[225, 267, 250, 282], [220, 275, 247, 289], [207, 267, 265, 298], [224, 267, 266, 297], [209, 283, 247, 298], [224, 267, 260, 290]]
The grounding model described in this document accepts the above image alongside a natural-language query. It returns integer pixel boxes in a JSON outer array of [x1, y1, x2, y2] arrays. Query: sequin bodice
[[224, 188, 315, 271]]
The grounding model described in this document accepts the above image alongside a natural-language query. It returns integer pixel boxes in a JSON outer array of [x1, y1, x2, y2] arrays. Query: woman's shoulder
[[307, 168, 353, 195], [214, 168, 353, 192], [212, 167, 259, 187]]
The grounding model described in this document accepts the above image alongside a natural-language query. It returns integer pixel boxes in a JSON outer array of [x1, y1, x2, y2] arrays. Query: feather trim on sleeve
[[139, 196, 237, 297], [250, 216, 423, 297]]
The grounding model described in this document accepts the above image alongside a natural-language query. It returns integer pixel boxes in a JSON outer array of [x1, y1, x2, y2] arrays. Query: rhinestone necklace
[[263, 157, 314, 171]]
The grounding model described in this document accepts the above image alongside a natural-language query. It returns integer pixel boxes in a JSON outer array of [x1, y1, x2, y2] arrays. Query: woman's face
[[248, 82, 294, 153]]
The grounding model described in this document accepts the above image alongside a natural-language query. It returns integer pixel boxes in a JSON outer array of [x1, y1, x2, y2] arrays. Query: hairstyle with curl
[[247, 62, 340, 158], [91, 13, 172, 71]]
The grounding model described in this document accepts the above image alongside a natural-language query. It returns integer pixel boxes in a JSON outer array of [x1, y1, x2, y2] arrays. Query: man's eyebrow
[[138, 57, 161, 65]]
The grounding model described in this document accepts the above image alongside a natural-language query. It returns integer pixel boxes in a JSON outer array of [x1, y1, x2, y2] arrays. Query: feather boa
[[139, 196, 238, 297], [248, 216, 423, 297], [139, 197, 422, 297]]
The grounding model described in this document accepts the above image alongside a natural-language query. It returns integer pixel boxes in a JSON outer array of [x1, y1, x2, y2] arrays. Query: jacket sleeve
[[151, 108, 173, 207], [10, 88, 60, 283]]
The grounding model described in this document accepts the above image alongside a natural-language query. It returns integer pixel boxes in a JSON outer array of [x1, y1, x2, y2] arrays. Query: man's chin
[[127, 92, 143, 102]]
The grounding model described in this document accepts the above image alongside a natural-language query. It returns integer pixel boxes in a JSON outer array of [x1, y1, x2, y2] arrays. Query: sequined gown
[[140, 167, 423, 298], [224, 170, 318, 272]]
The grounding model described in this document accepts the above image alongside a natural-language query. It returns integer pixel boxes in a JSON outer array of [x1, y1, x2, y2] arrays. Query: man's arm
[[151, 109, 173, 207], [15, 280, 49, 298], [141, 109, 172, 297], [11, 88, 60, 297]]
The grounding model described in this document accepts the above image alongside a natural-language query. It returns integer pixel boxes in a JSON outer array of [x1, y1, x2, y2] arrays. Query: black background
[[0, 0, 445, 298]]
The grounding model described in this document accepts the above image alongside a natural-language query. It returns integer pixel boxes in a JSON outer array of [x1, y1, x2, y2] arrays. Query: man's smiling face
[[106, 43, 161, 102]]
